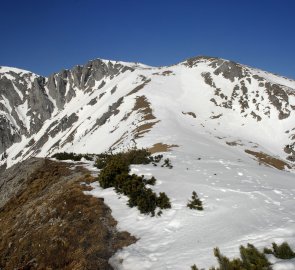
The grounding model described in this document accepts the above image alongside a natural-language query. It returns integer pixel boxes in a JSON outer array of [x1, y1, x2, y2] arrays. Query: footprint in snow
[[164, 220, 182, 233]]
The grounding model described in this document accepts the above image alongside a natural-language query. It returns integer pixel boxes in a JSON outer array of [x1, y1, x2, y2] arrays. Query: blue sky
[[1, 0, 294, 78]]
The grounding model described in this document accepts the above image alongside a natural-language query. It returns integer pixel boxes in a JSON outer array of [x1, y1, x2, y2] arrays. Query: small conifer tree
[[157, 192, 171, 209], [272, 242, 295, 259], [187, 191, 203, 210], [191, 264, 199, 270]]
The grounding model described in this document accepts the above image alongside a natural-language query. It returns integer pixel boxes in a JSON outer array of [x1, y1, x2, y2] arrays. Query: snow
[[272, 258, 295, 270], [11, 81, 24, 100], [16, 100, 31, 131], [85, 144, 295, 269], [92, 58, 154, 69], [0, 66, 34, 75]]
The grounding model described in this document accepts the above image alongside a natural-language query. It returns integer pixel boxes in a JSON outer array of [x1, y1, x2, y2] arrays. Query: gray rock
[[0, 59, 134, 155], [0, 157, 45, 208]]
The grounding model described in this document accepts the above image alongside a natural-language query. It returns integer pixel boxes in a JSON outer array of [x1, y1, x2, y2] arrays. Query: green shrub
[[98, 156, 129, 188], [161, 158, 173, 169], [212, 247, 244, 270], [95, 149, 151, 169], [51, 152, 93, 161], [187, 191, 203, 210], [263, 247, 273, 255], [125, 148, 151, 164], [135, 188, 158, 215], [157, 210, 163, 216], [192, 244, 272, 270], [191, 264, 200, 270], [144, 176, 156, 185], [239, 244, 271, 269], [264, 242, 295, 259], [95, 150, 165, 169], [52, 152, 82, 161], [96, 149, 171, 216], [192, 242, 295, 270], [150, 154, 163, 163], [95, 157, 108, 169], [157, 192, 171, 209], [272, 242, 295, 259]]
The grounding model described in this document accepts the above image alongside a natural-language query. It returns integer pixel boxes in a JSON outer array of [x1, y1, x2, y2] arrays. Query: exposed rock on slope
[[0, 60, 134, 154]]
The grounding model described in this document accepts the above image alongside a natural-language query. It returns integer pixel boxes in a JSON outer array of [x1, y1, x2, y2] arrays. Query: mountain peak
[[0, 66, 37, 75], [0, 56, 294, 168]]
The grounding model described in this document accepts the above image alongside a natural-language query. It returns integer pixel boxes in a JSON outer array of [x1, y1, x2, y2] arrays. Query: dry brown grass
[[132, 96, 156, 121], [113, 95, 160, 149], [0, 159, 136, 270], [110, 131, 128, 150], [149, 143, 179, 154], [120, 95, 156, 122], [161, 70, 174, 76], [126, 79, 151, 96], [134, 121, 160, 138], [210, 113, 223, 119], [245, 149, 291, 170], [131, 96, 160, 138]]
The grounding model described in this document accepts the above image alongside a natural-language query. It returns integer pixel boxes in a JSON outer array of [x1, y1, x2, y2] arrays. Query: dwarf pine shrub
[[191, 242, 295, 269], [212, 247, 244, 270], [52, 152, 93, 161], [191, 244, 272, 270], [239, 244, 271, 269], [272, 242, 295, 259], [98, 156, 129, 188], [187, 191, 203, 210], [264, 242, 295, 259], [161, 158, 173, 169], [144, 176, 156, 185], [157, 192, 171, 209], [96, 149, 171, 216]]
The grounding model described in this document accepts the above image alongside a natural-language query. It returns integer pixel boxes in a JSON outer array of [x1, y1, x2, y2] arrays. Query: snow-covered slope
[[86, 145, 295, 270], [1, 56, 295, 268]]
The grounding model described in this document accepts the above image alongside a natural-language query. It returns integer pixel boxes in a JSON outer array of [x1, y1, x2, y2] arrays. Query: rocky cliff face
[[0, 56, 295, 168], [0, 60, 134, 153]]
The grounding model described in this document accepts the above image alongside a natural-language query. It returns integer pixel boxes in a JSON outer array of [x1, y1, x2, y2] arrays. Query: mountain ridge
[[0, 55, 295, 169]]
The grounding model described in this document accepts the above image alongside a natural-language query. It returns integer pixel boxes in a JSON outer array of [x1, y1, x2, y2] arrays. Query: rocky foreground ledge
[[0, 158, 136, 269]]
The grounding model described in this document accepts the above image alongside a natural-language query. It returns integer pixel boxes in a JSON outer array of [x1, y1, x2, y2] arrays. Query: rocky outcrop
[[46, 59, 134, 109], [0, 157, 44, 208], [200, 59, 295, 123], [0, 60, 135, 155]]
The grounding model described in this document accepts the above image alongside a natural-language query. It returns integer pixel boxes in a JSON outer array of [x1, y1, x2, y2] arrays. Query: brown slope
[[0, 158, 136, 270]]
